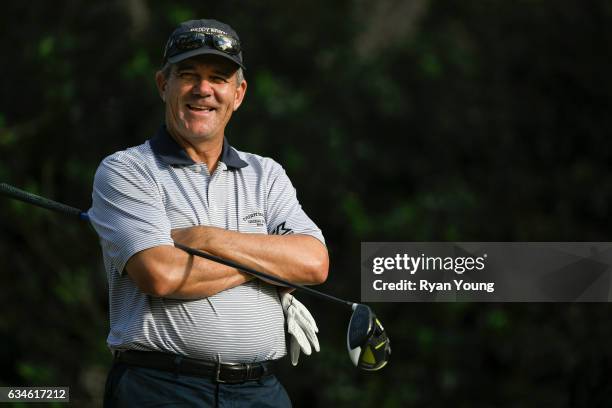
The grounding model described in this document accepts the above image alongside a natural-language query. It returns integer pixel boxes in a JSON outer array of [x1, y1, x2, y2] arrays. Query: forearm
[[171, 226, 329, 285], [126, 245, 253, 299]]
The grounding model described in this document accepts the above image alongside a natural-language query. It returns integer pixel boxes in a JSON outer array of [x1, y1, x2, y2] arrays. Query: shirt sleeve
[[265, 162, 325, 245], [88, 155, 174, 275]]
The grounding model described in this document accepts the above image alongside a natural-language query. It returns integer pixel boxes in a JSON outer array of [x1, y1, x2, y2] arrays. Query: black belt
[[114, 350, 274, 384]]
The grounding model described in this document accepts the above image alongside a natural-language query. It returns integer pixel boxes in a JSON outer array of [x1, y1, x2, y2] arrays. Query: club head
[[347, 304, 391, 371]]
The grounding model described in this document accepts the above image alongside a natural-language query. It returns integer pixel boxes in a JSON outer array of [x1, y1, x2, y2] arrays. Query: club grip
[[0, 182, 85, 218]]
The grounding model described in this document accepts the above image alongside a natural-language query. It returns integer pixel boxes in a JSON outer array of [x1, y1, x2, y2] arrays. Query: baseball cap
[[162, 19, 245, 69]]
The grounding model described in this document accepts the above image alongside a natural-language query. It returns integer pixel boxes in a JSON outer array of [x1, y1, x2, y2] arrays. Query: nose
[[193, 78, 213, 96]]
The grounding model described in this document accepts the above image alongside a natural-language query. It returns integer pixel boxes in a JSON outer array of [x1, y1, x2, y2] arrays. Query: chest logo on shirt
[[242, 211, 265, 227]]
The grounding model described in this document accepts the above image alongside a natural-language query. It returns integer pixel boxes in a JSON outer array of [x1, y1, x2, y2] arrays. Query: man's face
[[156, 54, 247, 144]]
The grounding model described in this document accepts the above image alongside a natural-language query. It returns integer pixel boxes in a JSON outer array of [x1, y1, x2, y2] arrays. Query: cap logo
[[189, 27, 230, 36]]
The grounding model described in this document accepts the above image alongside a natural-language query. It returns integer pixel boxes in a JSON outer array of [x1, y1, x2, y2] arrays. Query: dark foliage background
[[2, 0, 612, 406]]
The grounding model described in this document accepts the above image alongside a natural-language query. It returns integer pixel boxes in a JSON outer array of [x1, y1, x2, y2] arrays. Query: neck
[[167, 128, 223, 173]]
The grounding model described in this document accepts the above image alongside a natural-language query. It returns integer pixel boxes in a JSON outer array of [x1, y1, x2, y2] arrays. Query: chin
[[189, 131, 217, 141], [179, 125, 216, 140]]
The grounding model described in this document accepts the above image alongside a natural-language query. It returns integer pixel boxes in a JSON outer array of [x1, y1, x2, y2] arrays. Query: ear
[[155, 70, 167, 102], [233, 79, 247, 111]]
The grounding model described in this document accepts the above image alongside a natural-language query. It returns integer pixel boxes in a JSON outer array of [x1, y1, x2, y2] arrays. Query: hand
[[281, 292, 320, 366]]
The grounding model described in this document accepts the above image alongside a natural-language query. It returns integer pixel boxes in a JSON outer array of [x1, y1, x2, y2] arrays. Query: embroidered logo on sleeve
[[271, 222, 293, 235]]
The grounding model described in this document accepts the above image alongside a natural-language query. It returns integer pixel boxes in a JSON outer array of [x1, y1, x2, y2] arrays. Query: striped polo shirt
[[88, 126, 325, 363]]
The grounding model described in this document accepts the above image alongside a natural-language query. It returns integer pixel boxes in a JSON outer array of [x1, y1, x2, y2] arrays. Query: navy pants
[[103, 363, 292, 408]]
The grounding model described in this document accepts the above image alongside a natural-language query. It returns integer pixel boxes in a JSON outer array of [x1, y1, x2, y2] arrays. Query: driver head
[[347, 304, 391, 371]]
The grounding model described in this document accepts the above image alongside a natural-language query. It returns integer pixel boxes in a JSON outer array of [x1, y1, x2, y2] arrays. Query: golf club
[[0, 182, 391, 370]]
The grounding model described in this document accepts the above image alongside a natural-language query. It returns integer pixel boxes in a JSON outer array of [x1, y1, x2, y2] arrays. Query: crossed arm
[[125, 226, 329, 299]]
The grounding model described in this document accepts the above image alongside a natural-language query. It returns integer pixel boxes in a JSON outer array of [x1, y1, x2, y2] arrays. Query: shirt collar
[[149, 125, 248, 169]]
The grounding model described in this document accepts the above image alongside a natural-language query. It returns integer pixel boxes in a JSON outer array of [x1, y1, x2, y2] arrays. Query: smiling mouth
[[187, 104, 216, 113]]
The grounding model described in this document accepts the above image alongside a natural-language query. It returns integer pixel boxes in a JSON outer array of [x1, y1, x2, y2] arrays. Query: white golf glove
[[281, 292, 320, 366]]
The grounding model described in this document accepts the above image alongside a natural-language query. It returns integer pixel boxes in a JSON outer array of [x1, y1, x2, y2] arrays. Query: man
[[88, 19, 328, 407]]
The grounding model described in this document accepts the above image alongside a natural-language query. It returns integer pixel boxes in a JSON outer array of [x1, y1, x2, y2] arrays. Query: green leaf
[[122, 50, 152, 79], [168, 6, 195, 25], [487, 309, 509, 330], [282, 147, 304, 172], [0, 129, 16, 147], [17, 362, 55, 383], [417, 326, 434, 348], [420, 52, 442, 78], [38, 36, 55, 58], [342, 193, 372, 235]]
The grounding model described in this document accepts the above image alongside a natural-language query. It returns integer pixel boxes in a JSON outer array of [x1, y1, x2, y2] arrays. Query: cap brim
[[167, 48, 245, 70]]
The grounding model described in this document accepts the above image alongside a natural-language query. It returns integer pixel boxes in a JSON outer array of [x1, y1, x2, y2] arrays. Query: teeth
[[189, 105, 213, 111]]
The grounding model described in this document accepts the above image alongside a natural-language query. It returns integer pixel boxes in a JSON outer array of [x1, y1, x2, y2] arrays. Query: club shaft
[[0, 183, 88, 220], [1, 183, 355, 308]]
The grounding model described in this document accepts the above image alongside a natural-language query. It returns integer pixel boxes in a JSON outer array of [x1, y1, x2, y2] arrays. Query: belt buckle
[[215, 362, 249, 384]]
